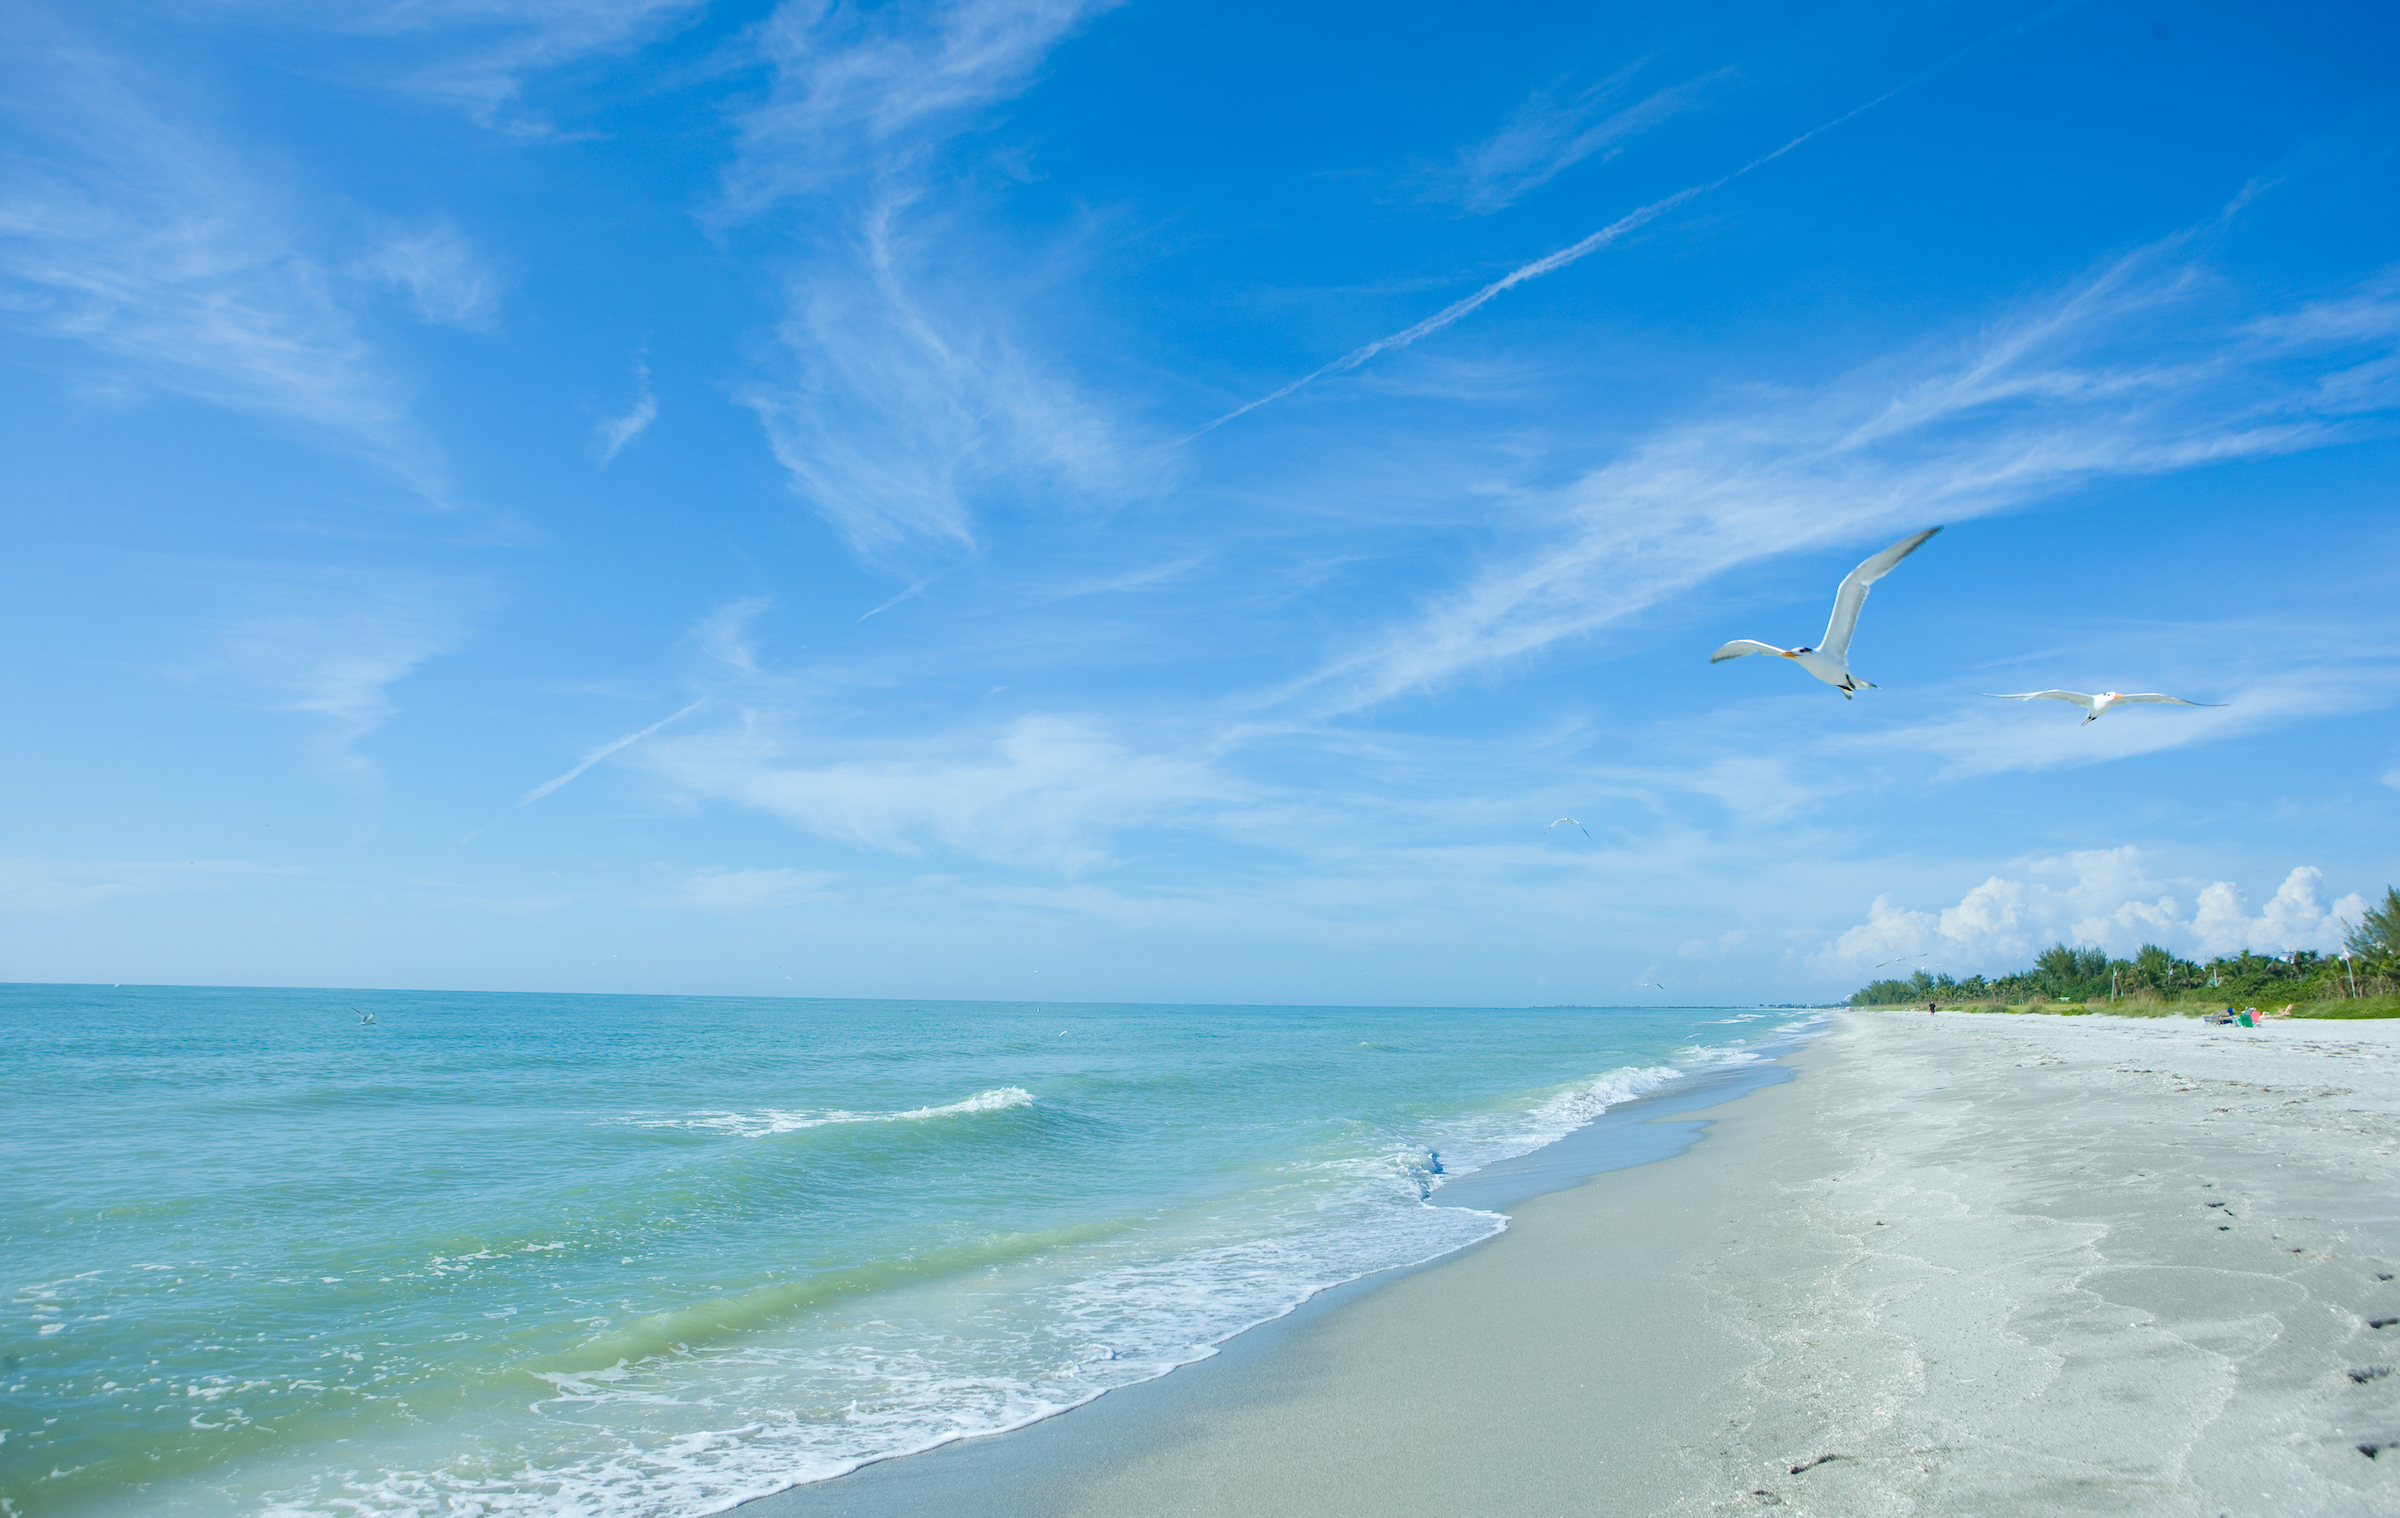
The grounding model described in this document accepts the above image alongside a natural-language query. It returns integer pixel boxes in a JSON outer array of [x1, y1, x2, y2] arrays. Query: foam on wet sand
[[756, 1009, 2400, 1515]]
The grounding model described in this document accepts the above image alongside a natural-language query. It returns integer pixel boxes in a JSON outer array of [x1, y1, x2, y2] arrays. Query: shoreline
[[747, 1009, 2400, 1516], [733, 1034, 1813, 1516]]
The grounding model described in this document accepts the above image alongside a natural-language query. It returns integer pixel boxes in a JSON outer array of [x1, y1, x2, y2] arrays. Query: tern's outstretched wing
[[1820, 526, 1940, 662], [1709, 639, 1786, 663], [1985, 690, 2099, 709], [2114, 693, 2219, 706]]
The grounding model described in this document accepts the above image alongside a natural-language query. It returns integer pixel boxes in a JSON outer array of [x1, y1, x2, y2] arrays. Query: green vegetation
[[1848, 885, 2400, 1018]]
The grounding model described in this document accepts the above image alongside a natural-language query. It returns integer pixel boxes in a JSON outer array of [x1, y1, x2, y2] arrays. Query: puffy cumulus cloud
[[2189, 868, 2364, 960], [1817, 848, 2367, 975]]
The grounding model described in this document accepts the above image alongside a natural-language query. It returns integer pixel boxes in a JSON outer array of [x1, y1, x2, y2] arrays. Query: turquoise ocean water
[[2, 985, 1816, 1516]]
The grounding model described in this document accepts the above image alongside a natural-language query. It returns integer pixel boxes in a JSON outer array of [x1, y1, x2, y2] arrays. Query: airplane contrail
[[518, 697, 707, 808], [1185, 1, 2087, 440]]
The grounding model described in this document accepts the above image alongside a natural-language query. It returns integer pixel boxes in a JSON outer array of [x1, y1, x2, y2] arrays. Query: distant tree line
[[1849, 886, 2400, 1007]]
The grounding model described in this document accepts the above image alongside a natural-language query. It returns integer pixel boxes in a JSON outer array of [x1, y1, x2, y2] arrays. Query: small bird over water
[[1983, 690, 2219, 724], [357, 1011, 375, 1026], [1710, 527, 1941, 699]]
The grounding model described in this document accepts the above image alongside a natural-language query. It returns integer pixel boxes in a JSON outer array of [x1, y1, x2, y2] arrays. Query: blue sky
[[4, 0, 2396, 1005]]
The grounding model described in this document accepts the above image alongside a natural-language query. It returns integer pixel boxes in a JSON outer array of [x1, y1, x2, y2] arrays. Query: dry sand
[[748, 1011, 2400, 1516], [1050, 1011, 2400, 1515]]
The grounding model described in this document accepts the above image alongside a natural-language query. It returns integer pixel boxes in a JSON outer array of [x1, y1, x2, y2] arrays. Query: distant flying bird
[[1875, 953, 1930, 968], [1546, 818, 1591, 839], [357, 1011, 375, 1026], [1982, 690, 2220, 724], [1709, 528, 1941, 699]]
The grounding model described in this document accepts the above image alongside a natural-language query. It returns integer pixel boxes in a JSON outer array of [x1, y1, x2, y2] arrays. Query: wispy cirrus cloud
[[205, 0, 709, 130], [0, 26, 446, 496], [181, 572, 477, 768], [644, 866, 840, 912], [1272, 232, 2400, 720], [0, 856, 304, 912], [723, 0, 1118, 211], [1426, 64, 1724, 216], [645, 712, 1237, 874], [1853, 659, 2400, 778], [727, 0, 1146, 565], [1193, 3, 2091, 437], [597, 356, 657, 463], [741, 201, 1144, 559], [352, 222, 502, 330]]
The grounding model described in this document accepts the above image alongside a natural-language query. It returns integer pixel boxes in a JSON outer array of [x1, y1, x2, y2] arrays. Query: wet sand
[[746, 1011, 2400, 1515]]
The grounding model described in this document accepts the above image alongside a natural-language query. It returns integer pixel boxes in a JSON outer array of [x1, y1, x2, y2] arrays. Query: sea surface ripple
[[0, 987, 1812, 1516]]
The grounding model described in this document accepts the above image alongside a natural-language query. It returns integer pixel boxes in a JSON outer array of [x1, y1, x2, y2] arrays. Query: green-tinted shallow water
[[1, 984, 1812, 1516]]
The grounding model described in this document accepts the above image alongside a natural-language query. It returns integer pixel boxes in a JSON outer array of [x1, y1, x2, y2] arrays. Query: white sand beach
[[755, 1010, 2400, 1515]]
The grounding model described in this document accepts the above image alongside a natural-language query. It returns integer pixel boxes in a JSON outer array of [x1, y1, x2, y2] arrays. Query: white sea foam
[[240, 1033, 1809, 1518], [629, 1086, 1036, 1138]]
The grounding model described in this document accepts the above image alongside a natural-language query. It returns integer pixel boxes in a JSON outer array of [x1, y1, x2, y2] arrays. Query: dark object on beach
[[2380, 1272, 2394, 1281], [2370, 1318, 2399, 1329], [2361, 1443, 2385, 1459], [2219, 1225, 2231, 1231], [1788, 1454, 1845, 1474], [2348, 1366, 2392, 1384]]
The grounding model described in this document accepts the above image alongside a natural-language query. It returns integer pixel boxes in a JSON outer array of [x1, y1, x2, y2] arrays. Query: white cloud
[[0, 857, 302, 912], [597, 359, 656, 462], [1842, 660, 2400, 777], [693, 596, 772, 674], [645, 867, 840, 912], [1430, 65, 1723, 215], [1277, 227, 2400, 720], [644, 713, 1238, 874], [1817, 848, 2368, 975], [726, 0, 1146, 563], [2190, 868, 2365, 961], [182, 575, 475, 766], [724, 0, 1118, 210], [353, 224, 501, 329], [207, 0, 710, 129], [0, 28, 442, 495], [518, 698, 706, 807], [741, 216, 1145, 559]]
